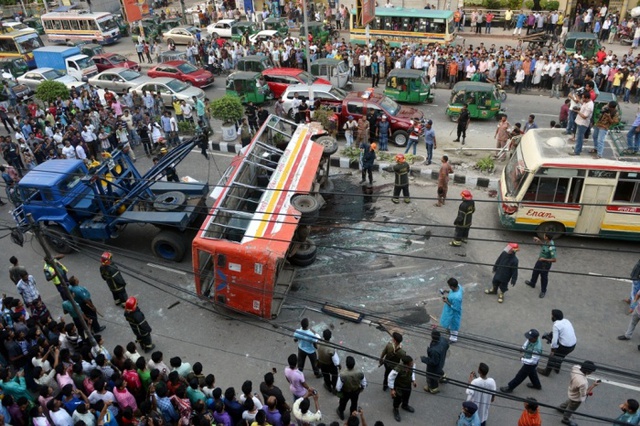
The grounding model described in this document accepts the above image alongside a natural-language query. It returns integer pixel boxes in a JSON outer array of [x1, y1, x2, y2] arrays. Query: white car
[[281, 84, 347, 120], [131, 77, 205, 106], [163, 25, 200, 45], [17, 67, 85, 91], [206, 19, 236, 37], [248, 30, 299, 47]]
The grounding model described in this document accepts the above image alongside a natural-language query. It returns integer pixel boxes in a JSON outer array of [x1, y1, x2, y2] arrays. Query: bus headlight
[[502, 203, 518, 215]]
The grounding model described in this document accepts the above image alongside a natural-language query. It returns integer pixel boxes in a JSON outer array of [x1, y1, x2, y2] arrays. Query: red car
[[261, 68, 330, 99], [147, 61, 214, 88], [92, 53, 140, 72]]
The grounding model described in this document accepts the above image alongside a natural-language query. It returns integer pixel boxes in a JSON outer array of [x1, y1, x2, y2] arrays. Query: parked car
[[206, 19, 236, 37], [248, 30, 298, 47], [281, 84, 347, 120], [147, 60, 214, 88], [92, 53, 140, 72], [261, 68, 330, 99], [162, 25, 200, 45], [88, 68, 153, 94], [17, 68, 84, 91], [5, 80, 33, 101], [131, 77, 205, 106]]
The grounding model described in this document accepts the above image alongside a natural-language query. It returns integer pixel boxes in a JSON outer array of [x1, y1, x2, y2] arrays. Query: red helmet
[[395, 154, 405, 163], [124, 297, 137, 311], [100, 251, 112, 265], [461, 190, 473, 200], [508, 243, 520, 251]]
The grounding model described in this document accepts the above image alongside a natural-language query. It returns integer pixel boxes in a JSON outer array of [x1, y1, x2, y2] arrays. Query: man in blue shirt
[[293, 318, 322, 378], [424, 120, 436, 165], [626, 111, 640, 154], [614, 399, 640, 424]]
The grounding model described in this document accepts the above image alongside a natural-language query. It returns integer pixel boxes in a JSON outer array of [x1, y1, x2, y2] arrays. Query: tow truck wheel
[[44, 225, 74, 254], [392, 130, 409, 147], [291, 194, 320, 225], [315, 136, 339, 157], [152, 230, 186, 262]]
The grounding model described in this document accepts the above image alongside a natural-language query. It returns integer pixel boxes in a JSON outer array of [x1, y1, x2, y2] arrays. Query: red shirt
[[596, 50, 606, 64], [486, 13, 494, 23], [559, 103, 570, 121]]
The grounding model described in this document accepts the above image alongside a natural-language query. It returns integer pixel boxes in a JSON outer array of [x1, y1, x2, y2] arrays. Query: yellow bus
[[0, 29, 45, 69], [41, 11, 121, 45], [498, 129, 640, 240], [350, 8, 456, 47]]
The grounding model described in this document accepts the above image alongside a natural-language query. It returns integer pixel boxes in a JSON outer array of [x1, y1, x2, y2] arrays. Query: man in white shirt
[[538, 309, 577, 376], [465, 62, 476, 80], [466, 363, 496, 426], [387, 355, 416, 422], [75, 143, 87, 160], [570, 92, 594, 155], [47, 399, 74, 426], [61, 141, 76, 159]]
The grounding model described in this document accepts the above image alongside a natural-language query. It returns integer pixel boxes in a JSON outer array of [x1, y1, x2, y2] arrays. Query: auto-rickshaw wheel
[[449, 114, 460, 123]]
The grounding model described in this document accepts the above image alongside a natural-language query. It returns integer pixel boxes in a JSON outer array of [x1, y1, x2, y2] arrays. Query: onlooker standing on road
[[524, 233, 557, 299], [422, 329, 449, 394], [388, 355, 416, 422], [538, 309, 577, 376], [376, 115, 391, 151], [16, 270, 43, 316], [618, 288, 640, 345], [335, 356, 366, 421], [613, 399, 640, 424], [466, 363, 496, 426], [435, 155, 453, 207], [284, 354, 314, 401], [456, 401, 480, 426], [439, 277, 463, 342], [68, 276, 106, 334], [557, 361, 599, 426], [423, 120, 436, 165], [316, 329, 339, 394], [627, 259, 640, 304], [343, 116, 357, 148], [524, 114, 538, 133], [485, 243, 519, 303], [453, 104, 471, 145], [379, 332, 405, 392], [500, 329, 543, 394], [124, 296, 155, 353], [293, 318, 322, 378], [495, 115, 510, 150], [517, 398, 542, 426], [450, 190, 475, 247], [8, 256, 27, 285], [626, 111, 640, 154]]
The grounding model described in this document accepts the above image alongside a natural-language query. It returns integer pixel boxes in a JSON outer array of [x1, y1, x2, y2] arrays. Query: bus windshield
[[97, 17, 118, 32], [504, 144, 527, 196], [15, 32, 43, 53]]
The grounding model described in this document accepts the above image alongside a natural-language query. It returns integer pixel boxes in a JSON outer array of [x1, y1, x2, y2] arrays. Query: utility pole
[[302, 0, 314, 104], [26, 214, 98, 349]]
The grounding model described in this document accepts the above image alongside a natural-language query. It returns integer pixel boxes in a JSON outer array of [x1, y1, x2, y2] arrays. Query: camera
[[542, 331, 553, 344], [439, 288, 449, 295], [311, 390, 318, 396], [575, 87, 585, 96]]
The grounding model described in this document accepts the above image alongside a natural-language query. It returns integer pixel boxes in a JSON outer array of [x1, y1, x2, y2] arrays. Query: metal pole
[[302, 0, 313, 104], [26, 214, 98, 349]]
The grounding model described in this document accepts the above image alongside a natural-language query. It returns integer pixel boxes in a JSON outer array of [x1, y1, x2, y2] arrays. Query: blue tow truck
[[12, 139, 208, 262]]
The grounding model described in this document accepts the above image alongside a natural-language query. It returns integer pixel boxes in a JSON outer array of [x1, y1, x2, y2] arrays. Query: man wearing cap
[[485, 243, 519, 303], [557, 361, 599, 426], [456, 401, 480, 426], [343, 116, 357, 148], [387, 355, 416, 422], [453, 104, 471, 145], [376, 115, 391, 151], [538, 309, 577, 376], [591, 100, 619, 159], [500, 329, 543, 393], [450, 190, 475, 246], [525, 233, 556, 298], [99, 252, 129, 307], [379, 332, 405, 391], [422, 329, 449, 394]]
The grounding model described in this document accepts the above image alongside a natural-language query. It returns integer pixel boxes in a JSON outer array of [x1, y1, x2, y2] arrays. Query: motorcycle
[[495, 83, 508, 102], [618, 26, 633, 46]]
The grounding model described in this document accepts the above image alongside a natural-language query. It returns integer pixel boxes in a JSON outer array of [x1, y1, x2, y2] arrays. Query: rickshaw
[[23, 17, 44, 34], [384, 69, 433, 104], [159, 50, 188, 62], [262, 17, 289, 36], [231, 21, 259, 43], [226, 71, 273, 104], [299, 22, 338, 46], [310, 58, 351, 89], [593, 92, 624, 131], [132, 21, 159, 42], [0, 58, 29, 78], [446, 82, 505, 122], [564, 32, 601, 59], [113, 14, 129, 36], [236, 55, 274, 72]]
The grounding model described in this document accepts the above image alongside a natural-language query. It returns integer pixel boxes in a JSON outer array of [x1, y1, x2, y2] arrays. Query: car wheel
[[392, 130, 409, 147]]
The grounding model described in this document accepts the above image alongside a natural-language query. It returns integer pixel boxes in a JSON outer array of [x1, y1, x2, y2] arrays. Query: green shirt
[[62, 300, 79, 319], [138, 369, 151, 390], [539, 241, 556, 260]]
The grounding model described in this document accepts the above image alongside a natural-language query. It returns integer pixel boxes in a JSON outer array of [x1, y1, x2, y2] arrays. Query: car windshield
[[504, 144, 528, 196], [43, 69, 64, 80], [379, 96, 400, 116], [76, 56, 93, 69], [119, 70, 142, 81], [177, 62, 198, 74], [109, 54, 127, 63], [167, 78, 189, 92], [330, 87, 347, 99], [98, 16, 118, 32]]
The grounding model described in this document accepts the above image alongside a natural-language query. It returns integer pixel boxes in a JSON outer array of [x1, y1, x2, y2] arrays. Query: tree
[[35, 81, 69, 106], [208, 95, 244, 126]]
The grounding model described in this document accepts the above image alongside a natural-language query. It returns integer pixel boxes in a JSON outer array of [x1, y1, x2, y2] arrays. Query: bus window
[[402, 17, 411, 32], [0, 39, 12, 52], [416, 18, 427, 32], [89, 20, 99, 31], [524, 176, 569, 203], [61, 20, 71, 31], [567, 176, 585, 203], [613, 172, 640, 202], [431, 18, 446, 33]]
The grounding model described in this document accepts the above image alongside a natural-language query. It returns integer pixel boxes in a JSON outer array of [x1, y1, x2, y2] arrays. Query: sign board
[[362, 0, 375, 26], [121, 0, 144, 22]]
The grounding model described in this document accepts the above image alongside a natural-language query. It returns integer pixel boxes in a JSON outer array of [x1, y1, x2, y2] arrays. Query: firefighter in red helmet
[[99, 252, 129, 306], [450, 190, 475, 247], [124, 296, 155, 352]]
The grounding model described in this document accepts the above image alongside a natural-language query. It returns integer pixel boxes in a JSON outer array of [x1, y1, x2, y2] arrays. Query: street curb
[[208, 140, 500, 189]]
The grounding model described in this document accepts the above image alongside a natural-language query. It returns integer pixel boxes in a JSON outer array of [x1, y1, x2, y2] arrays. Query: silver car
[[88, 68, 153, 94], [131, 77, 205, 106], [162, 25, 200, 45], [17, 67, 84, 91]]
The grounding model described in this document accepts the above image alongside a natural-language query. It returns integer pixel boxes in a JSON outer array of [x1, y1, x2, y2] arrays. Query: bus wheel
[[44, 224, 75, 254], [288, 240, 318, 267], [315, 135, 339, 157], [536, 222, 565, 239], [320, 179, 335, 200], [291, 194, 320, 225], [152, 230, 186, 262]]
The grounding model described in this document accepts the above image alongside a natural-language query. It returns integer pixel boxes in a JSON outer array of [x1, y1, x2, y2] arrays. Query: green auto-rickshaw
[[299, 22, 338, 46], [310, 58, 351, 89], [236, 55, 274, 72], [231, 21, 259, 43], [23, 17, 44, 35], [132, 20, 159, 42], [0, 58, 29, 78], [80, 43, 104, 58], [262, 17, 289, 36], [226, 71, 273, 104], [564, 32, 601, 59], [113, 14, 130, 36], [384, 69, 433, 104], [157, 18, 182, 33], [446, 81, 505, 122]]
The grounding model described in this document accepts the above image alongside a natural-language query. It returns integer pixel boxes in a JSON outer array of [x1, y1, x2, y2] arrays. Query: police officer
[[450, 190, 476, 247], [379, 332, 405, 391], [124, 296, 155, 352], [336, 356, 367, 421], [376, 115, 391, 151], [43, 255, 69, 301], [453, 104, 471, 145], [388, 355, 416, 422], [99, 252, 129, 306], [317, 329, 340, 393]]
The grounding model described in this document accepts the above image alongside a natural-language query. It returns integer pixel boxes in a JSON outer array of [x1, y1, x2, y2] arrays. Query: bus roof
[[521, 129, 640, 170], [0, 28, 38, 38], [41, 11, 114, 19], [371, 7, 453, 18]]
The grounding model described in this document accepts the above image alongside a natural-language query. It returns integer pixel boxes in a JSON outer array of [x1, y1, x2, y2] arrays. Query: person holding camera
[[439, 278, 464, 342], [292, 393, 322, 425], [538, 309, 577, 376], [569, 91, 594, 156], [565, 80, 584, 136]]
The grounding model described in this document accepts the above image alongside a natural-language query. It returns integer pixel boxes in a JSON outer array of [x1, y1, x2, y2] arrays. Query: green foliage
[[503, 0, 522, 9], [312, 107, 332, 131], [208, 95, 244, 125], [483, 0, 502, 9], [35, 81, 69, 105], [523, 0, 534, 8], [475, 156, 495, 173], [178, 120, 196, 134], [544, 0, 559, 10], [464, 0, 484, 6]]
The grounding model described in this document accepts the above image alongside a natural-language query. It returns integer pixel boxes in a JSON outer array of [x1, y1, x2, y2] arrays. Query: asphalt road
[[3, 22, 639, 426]]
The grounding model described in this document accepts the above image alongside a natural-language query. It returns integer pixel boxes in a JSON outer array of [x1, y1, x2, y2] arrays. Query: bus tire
[[315, 135, 339, 156], [44, 224, 75, 254], [288, 252, 317, 267], [536, 222, 565, 240], [291, 194, 320, 225], [151, 230, 186, 262], [153, 191, 187, 212], [290, 239, 317, 261], [392, 130, 409, 147]]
